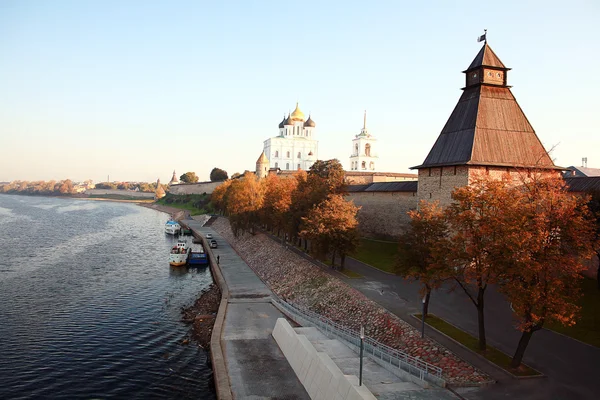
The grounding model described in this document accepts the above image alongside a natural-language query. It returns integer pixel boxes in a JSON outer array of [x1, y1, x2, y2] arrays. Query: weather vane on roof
[[477, 29, 487, 43]]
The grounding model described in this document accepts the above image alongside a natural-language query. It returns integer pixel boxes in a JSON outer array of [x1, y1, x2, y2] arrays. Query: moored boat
[[169, 239, 189, 266], [187, 244, 208, 266], [165, 219, 181, 235]]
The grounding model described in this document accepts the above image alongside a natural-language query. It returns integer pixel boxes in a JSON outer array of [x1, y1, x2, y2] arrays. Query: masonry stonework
[[168, 181, 221, 195], [348, 191, 417, 239], [417, 166, 469, 207]]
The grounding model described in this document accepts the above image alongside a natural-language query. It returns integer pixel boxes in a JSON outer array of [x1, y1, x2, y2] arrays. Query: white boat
[[169, 239, 190, 267], [165, 219, 181, 235]]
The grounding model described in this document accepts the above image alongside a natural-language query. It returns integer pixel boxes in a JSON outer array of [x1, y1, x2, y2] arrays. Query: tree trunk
[[331, 250, 336, 268], [423, 287, 432, 317], [304, 239, 308, 252], [477, 288, 486, 351], [511, 330, 534, 368]]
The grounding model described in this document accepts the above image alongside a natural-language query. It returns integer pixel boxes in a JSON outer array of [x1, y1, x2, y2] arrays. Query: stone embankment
[[211, 218, 491, 386]]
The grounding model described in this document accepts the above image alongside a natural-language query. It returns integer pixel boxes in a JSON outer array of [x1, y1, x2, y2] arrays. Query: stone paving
[[212, 218, 492, 386]]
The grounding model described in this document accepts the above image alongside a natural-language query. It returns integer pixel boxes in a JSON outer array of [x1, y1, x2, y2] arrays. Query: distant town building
[[263, 103, 318, 171], [349, 111, 378, 171]]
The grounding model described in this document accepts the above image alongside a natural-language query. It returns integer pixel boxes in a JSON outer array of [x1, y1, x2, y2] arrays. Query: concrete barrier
[[272, 318, 377, 400]]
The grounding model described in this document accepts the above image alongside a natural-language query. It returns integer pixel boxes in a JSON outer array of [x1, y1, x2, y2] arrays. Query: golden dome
[[290, 102, 305, 121]]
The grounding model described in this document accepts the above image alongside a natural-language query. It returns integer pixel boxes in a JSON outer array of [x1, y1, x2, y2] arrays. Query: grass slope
[[416, 314, 541, 377], [546, 277, 600, 348], [351, 238, 398, 273]]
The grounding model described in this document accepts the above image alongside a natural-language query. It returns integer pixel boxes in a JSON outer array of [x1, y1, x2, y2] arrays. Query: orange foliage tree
[[261, 174, 298, 235], [289, 160, 345, 247], [445, 174, 516, 350], [497, 175, 596, 367], [226, 172, 265, 236], [211, 179, 233, 215], [396, 200, 450, 317], [299, 194, 360, 269]]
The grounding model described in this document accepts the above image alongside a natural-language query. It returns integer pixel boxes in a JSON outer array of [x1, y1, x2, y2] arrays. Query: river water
[[0, 195, 215, 399]]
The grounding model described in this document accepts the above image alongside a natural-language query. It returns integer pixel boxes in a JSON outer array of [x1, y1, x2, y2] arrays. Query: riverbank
[[181, 284, 221, 349]]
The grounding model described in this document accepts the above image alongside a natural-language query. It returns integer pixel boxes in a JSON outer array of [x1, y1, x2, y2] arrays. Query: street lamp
[[359, 325, 365, 386]]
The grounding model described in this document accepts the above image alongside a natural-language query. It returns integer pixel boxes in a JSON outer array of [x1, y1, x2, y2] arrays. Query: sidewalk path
[[341, 256, 600, 400], [186, 220, 309, 399]]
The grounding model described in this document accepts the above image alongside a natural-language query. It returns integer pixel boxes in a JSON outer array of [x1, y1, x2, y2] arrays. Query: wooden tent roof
[[413, 44, 558, 171], [465, 43, 507, 71]]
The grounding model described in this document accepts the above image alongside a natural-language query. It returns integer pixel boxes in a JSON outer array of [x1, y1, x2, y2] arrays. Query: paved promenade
[[186, 219, 309, 399], [340, 256, 600, 400]]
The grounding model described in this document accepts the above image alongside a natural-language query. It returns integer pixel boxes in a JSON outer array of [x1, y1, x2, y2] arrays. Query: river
[[0, 195, 215, 399]]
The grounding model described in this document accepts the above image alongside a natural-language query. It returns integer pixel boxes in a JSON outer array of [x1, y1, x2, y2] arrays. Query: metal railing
[[271, 295, 445, 385]]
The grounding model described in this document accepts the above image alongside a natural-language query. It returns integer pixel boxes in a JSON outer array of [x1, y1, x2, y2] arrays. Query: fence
[[271, 295, 446, 387]]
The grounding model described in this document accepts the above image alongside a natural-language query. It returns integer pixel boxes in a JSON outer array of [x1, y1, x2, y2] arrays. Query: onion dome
[[290, 102, 305, 121], [278, 114, 286, 129], [304, 115, 316, 127], [284, 114, 294, 125]]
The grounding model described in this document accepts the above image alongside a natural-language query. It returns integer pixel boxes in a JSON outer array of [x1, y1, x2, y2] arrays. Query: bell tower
[[349, 111, 378, 171]]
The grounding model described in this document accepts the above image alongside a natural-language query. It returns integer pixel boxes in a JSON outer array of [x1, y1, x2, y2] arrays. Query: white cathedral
[[261, 103, 379, 173], [263, 103, 318, 171]]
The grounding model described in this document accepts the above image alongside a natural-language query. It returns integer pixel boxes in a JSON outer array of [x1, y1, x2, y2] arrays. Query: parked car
[[209, 240, 218, 249], [205, 233, 213, 239]]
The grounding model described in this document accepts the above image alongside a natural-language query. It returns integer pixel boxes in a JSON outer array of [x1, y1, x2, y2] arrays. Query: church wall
[[168, 181, 221, 195], [348, 191, 418, 239]]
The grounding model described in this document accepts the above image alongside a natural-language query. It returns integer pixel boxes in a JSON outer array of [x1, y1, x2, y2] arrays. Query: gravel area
[[212, 218, 491, 386]]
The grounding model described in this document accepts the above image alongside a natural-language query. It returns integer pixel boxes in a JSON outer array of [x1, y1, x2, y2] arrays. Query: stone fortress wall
[[85, 189, 155, 198], [168, 181, 221, 195], [347, 191, 417, 239]]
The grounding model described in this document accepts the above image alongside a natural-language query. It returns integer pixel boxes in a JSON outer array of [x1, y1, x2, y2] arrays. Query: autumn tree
[[495, 176, 596, 367], [211, 180, 233, 215], [226, 172, 265, 236], [180, 172, 199, 183], [445, 174, 516, 351], [300, 194, 360, 269], [261, 174, 298, 235], [289, 160, 345, 246], [586, 190, 600, 289], [210, 168, 228, 182], [396, 200, 450, 317]]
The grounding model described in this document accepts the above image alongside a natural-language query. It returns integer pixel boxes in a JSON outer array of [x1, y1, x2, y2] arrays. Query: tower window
[[275, 151, 279, 158], [297, 164, 300, 169], [365, 143, 371, 157], [286, 151, 290, 158], [369, 162, 374, 170], [286, 163, 289, 170], [297, 152, 301, 158], [355, 143, 358, 154], [362, 161, 366, 170], [275, 162, 278, 168]]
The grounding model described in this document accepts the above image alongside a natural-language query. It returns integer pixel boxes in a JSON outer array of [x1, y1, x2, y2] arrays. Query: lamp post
[[421, 296, 426, 338], [359, 325, 364, 386]]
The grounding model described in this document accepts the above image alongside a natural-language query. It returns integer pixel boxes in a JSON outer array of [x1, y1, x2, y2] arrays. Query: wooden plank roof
[[465, 43, 507, 71], [412, 86, 558, 170]]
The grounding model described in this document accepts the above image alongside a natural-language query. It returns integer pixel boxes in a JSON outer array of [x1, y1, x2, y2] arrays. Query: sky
[[1, 0, 599, 183]]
